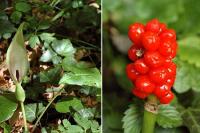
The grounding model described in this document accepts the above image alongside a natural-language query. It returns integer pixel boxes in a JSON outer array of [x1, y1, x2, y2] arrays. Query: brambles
[[126, 19, 177, 104]]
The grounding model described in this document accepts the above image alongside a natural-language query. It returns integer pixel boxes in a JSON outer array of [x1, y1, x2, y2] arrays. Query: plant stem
[[142, 95, 158, 133], [20, 102, 28, 132], [31, 85, 65, 132]]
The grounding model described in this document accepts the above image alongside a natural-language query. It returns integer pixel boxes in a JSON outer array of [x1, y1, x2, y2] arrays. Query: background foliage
[[103, 0, 200, 133], [0, 0, 101, 132]]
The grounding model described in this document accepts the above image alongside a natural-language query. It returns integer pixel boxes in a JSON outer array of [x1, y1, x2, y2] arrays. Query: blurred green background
[[103, 0, 200, 133]]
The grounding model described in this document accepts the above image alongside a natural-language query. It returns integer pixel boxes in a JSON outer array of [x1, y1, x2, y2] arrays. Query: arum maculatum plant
[[6, 23, 29, 132], [126, 19, 177, 133]]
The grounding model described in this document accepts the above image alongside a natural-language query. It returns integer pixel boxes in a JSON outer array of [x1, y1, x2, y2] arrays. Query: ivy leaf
[[178, 36, 200, 68], [39, 66, 62, 83], [6, 22, 29, 83], [122, 104, 143, 133], [39, 33, 55, 44], [29, 35, 40, 48], [59, 67, 101, 88], [62, 119, 71, 128], [25, 103, 45, 122], [0, 94, 18, 123], [157, 105, 183, 128], [15, 2, 31, 13], [55, 97, 84, 113], [66, 125, 83, 133], [10, 11, 22, 24], [74, 112, 91, 130], [174, 59, 200, 93], [0, 12, 16, 35], [181, 108, 200, 133], [40, 48, 56, 62], [51, 39, 76, 56]]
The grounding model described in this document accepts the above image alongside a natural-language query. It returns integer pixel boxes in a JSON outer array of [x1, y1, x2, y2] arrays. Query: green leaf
[[15, 2, 31, 13], [78, 108, 94, 119], [3, 33, 11, 39], [10, 11, 22, 24], [174, 59, 200, 93], [0, 122, 12, 133], [51, 39, 76, 56], [6, 23, 29, 83], [157, 105, 182, 128], [40, 48, 57, 63], [0, 12, 16, 35], [62, 119, 71, 128], [178, 36, 200, 67], [122, 104, 143, 133], [29, 35, 40, 48], [59, 67, 101, 88], [74, 112, 91, 130], [182, 108, 200, 133], [155, 126, 187, 133], [66, 125, 84, 133], [55, 97, 84, 113], [39, 66, 62, 83], [39, 33, 55, 44], [25, 103, 45, 122], [0, 94, 18, 123]]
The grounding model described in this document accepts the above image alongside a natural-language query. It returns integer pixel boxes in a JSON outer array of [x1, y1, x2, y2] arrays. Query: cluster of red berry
[[126, 19, 177, 104]]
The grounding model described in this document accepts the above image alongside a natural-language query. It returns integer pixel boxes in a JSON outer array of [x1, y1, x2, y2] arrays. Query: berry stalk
[[142, 95, 158, 133]]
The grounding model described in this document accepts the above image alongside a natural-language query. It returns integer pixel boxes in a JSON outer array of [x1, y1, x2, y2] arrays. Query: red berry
[[159, 91, 174, 104], [170, 42, 177, 59], [159, 39, 174, 56], [154, 84, 171, 98], [142, 32, 160, 51], [133, 59, 149, 74], [149, 67, 169, 84], [126, 63, 139, 81], [127, 19, 177, 104], [132, 88, 148, 99], [159, 23, 167, 34], [160, 29, 176, 42], [128, 45, 143, 61], [145, 19, 160, 33], [144, 51, 164, 68], [166, 62, 176, 78], [128, 23, 145, 46], [135, 75, 155, 93], [166, 77, 175, 86]]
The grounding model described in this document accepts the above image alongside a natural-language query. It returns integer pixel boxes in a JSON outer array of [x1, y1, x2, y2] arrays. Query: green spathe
[[6, 22, 29, 83]]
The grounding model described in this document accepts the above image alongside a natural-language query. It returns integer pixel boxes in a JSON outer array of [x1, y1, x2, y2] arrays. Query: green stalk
[[31, 85, 65, 132], [142, 95, 158, 133], [20, 102, 28, 132]]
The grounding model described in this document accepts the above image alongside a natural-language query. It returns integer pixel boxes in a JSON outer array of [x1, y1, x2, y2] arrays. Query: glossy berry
[[127, 19, 177, 104], [166, 62, 176, 77], [166, 77, 175, 87], [154, 84, 171, 98], [135, 75, 155, 93], [132, 88, 148, 99], [128, 45, 143, 61], [144, 51, 164, 68], [159, 23, 167, 34], [145, 19, 160, 33], [126, 63, 139, 81], [128, 23, 145, 46], [159, 39, 174, 56], [149, 67, 169, 84], [133, 59, 149, 74], [160, 29, 176, 42], [159, 91, 174, 104], [142, 32, 160, 51]]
